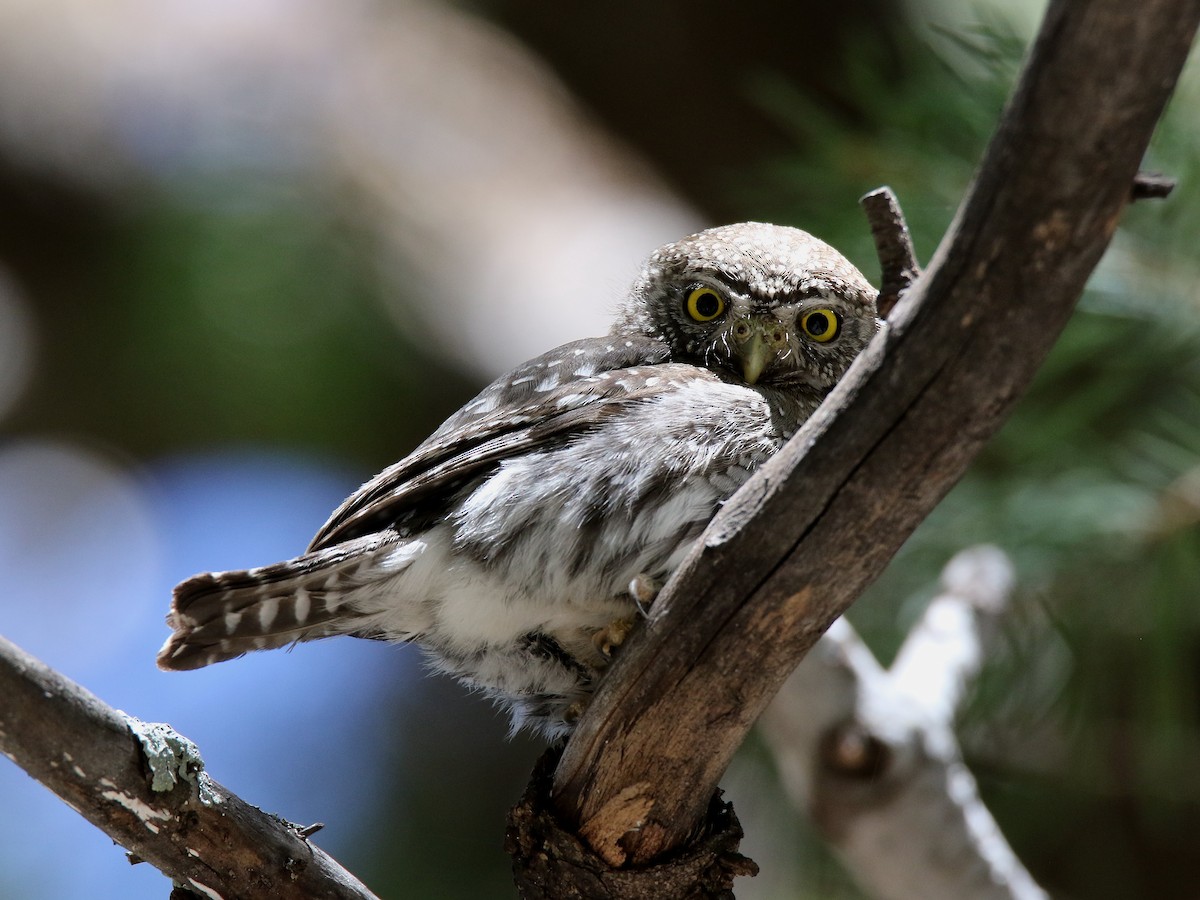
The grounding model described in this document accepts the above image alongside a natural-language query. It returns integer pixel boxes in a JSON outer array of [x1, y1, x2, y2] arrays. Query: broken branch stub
[[548, 0, 1200, 871]]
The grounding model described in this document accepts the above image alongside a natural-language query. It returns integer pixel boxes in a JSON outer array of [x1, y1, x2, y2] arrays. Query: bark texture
[[761, 547, 1049, 900], [546, 0, 1200, 877], [0, 635, 379, 900], [506, 748, 756, 899]]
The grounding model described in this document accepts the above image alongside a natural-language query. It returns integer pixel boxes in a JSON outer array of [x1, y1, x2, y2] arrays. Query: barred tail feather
[[157, 535, 391, 671]]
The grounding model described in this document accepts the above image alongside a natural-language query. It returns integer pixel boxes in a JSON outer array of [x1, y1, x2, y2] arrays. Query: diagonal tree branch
[[860, 186, 921, 318], [2, 3, 1195, 896], [547, 0, 1200, 874], [760, 546, 1048, 900], [0, 634, 379, 900]]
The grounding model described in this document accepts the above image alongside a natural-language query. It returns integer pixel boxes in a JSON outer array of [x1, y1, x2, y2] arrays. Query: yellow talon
[[628, 574, 661, 613], [564, 699, 588, 723], [593, 618, 635, 657]]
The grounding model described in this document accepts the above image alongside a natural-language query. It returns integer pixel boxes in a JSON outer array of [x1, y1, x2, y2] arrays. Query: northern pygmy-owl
[[158, 223, 880, 737]]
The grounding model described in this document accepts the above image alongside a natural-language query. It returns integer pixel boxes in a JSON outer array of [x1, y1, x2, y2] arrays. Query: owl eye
[[685, 286, 725, 322], [800, 309, 840, 343]]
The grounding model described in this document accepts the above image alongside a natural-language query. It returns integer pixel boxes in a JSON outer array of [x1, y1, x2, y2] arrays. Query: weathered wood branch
[[1130, 171, 1176, 201], [860, 186, 921, 317], [546, 0, 1200, 878], [761, 546, 1048, 900], [0, 635, 379, 900]]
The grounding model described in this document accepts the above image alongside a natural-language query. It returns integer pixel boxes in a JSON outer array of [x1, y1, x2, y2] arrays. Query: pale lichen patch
[[121, 715, 222, 805]]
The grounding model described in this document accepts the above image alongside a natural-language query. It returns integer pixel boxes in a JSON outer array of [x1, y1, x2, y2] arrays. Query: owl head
[[615, 222, 879, 390]]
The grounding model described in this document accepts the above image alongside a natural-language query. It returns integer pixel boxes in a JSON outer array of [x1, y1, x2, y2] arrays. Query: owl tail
[[157, 535, 391, 671]]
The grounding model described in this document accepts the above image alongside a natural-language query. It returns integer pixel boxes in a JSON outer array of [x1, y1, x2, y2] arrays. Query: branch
[[546, 0, 1200, 874], [860, 186, 921, 318], [760, 547, 1047, 900], [1130, 171, 1176, 201], [0, 634, 379, 900]]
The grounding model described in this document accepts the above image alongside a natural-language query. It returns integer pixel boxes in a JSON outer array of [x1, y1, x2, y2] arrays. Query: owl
[[158, 223, 880, 737]]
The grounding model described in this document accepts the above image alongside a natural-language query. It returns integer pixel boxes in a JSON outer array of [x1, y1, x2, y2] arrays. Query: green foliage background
[[1, 2, 1197, 897], [736, 14, 1200, 898]]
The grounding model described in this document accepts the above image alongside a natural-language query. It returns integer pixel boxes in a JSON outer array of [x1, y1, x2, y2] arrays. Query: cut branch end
[[1130, 170, 1176, 200], [859, 186, 921, 318]]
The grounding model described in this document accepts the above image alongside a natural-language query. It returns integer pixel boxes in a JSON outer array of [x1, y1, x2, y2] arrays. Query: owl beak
[[736, 325, 775, 385]]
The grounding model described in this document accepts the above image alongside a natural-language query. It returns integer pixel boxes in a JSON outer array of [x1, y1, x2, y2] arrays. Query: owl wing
[[307, 334, 674, 551]]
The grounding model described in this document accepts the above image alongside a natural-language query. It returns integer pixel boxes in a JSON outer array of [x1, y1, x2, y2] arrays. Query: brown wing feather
[[307, 335, 671, 551]]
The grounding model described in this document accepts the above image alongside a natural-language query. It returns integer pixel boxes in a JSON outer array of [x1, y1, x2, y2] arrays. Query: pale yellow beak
[[733, 318, 785, 385], [738, 331, 772, 385]]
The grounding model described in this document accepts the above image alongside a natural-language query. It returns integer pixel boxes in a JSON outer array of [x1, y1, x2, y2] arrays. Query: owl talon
[[564, 699, 589, 723], [628, 573, 661, 616], [593, 618, 635, 658]]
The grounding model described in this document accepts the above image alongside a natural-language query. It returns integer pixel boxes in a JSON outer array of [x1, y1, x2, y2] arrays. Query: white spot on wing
[[556, 394, 591, 408], [465, 392, 499, 415], [257, 598, 279, 630], [294, 588, 311, 624]]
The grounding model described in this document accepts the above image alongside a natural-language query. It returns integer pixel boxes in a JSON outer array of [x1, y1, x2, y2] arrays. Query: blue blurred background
[[1, 0, 1198, 897]]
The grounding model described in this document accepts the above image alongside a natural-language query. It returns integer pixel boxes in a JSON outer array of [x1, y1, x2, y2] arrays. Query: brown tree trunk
[[507, 0, 1200, 894]]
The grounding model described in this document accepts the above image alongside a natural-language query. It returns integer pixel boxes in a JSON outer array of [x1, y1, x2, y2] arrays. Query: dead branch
[[761, 546, 1047, 900], [1130, 171, 1176, 201], [541, 0, 1200, 884], [860, 186, 921, 318], [0, 635, 379, 900]]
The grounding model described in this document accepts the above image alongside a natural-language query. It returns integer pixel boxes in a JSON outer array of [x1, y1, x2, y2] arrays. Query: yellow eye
[[800, 309, 840, 343], [685, 286, 725, 322]]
